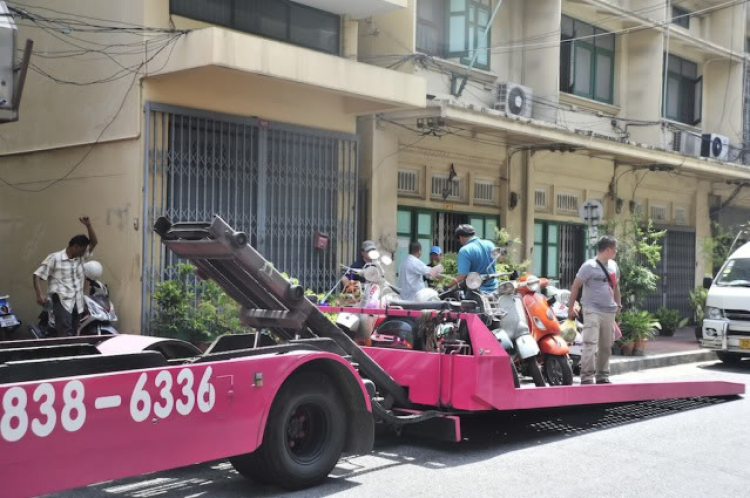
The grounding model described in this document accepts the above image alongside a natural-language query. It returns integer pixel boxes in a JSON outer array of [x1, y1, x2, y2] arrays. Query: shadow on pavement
[[71, 396, 738, 498], [699, 358, 750, 374]]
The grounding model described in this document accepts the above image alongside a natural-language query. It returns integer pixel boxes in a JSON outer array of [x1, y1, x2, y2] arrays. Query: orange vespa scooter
[[516, 274, 575, 385]]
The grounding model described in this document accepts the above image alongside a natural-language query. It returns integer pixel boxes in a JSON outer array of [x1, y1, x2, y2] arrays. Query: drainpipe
[[455, 0, 505, 98]]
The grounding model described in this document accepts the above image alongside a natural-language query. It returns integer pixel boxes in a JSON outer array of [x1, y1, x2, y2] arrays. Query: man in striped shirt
[[33, 217, 98, 336]]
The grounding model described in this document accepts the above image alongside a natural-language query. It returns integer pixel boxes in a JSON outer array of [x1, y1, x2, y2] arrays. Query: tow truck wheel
[[526, 358, 546, 387], [230, 372, 346, 490], [544, 355, 574, 386], [717, 352, 744, 365]]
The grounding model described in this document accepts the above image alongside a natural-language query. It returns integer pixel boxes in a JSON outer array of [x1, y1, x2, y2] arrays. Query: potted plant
[[654, 307, 686, 337], [689, 286, 708, 342], [619, 310, 660, 356]]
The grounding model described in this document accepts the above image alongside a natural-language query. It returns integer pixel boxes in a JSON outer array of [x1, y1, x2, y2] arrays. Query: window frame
[[560, 15, 615, 104], [169, 0, 341, 56], [663, 54, 702, 126], [416, 0, 492, 70], [671, 6, 690, 30]]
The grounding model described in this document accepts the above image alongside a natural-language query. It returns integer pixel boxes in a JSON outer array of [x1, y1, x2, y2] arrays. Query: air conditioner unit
[[701, 133, 729, 161], [494, 83, 533, 119], [670, 130, 700, 157]]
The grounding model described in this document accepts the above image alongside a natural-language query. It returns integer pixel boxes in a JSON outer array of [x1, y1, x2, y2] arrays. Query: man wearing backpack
[[567, 235, 622, 385]]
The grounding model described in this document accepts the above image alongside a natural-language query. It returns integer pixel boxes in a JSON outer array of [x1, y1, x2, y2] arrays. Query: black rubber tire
[[230, 373, 346, 490], [525, 357, 546, 387], [544, 355, 574, 386], [717, 351, 744, 365], [511, 361, 520, 388]]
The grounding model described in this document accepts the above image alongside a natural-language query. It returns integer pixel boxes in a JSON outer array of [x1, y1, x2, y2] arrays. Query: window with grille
[[650, 204, 668, 222], [556, 193, 580, 214], [474, 180, 494, 204], [535, 188, 548, 210], [398, 169, 419, 195], [432, 175, 462, 200], [675, 206, 687, 225], [170, 0, 340, 55]]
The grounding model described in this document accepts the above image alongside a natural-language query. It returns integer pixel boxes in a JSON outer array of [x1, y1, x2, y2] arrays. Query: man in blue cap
[[425, 245, 442, 287]]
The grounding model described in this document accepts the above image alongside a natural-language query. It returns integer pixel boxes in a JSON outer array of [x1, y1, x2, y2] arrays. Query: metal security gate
[[559, 224, 585, 288], [141, 103, 358, 330], [643, 229, 696, 318]]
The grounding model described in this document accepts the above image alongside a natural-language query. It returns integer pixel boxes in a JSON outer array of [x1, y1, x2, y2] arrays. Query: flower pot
[[660, 327, 676, 337], [633, 338, 648, 356], [621, 342, 635, 356]]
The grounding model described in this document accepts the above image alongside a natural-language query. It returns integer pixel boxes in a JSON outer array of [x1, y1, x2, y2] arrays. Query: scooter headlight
[[533, 316, 546, 331], [466, 272, 483, 290], [705, 307, 725, 320]]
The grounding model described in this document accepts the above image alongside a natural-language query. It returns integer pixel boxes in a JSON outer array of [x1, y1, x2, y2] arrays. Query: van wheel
[[230, 373, 346, 490], [717, 352, 743, 365]]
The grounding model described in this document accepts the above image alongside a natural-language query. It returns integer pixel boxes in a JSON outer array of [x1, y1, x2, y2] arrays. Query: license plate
[[740, 338, 750, 350], [0, 316, 19, 327]]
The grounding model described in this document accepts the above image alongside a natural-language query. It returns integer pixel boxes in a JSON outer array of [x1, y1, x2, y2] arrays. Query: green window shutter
[[448, 0, 468, 55]]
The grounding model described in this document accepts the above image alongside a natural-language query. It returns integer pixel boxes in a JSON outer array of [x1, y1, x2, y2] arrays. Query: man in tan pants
[[568, 236, 621, 384]]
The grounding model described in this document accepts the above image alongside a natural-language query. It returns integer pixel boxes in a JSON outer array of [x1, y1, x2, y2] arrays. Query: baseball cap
[[430, 246, 442, 255], [361, 240, 377, 252]]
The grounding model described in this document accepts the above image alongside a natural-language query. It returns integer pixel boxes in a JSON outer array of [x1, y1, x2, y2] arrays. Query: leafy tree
[[603, 217, 665, 311]]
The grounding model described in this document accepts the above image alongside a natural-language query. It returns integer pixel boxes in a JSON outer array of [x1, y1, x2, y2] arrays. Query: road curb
[[610, 350, 718, 375]]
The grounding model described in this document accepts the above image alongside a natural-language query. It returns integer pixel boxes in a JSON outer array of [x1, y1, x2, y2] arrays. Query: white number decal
[[1, 387, 29, 442], [31, 383, 56, 438], [153, 371, 174, 419], [197, 367, 216, 413], [175, 369, 195, 416], [61, 381, 86, 432], [130, 373, 151, 423]]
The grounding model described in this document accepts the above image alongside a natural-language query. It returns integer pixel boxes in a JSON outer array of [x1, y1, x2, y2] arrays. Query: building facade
[[0, 0, 424, 332], [2, 0, 750, 331], [358, 0, 750, 316]]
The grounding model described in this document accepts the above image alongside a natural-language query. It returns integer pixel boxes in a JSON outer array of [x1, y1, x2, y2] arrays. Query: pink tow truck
[[0, 216, 744, 498]]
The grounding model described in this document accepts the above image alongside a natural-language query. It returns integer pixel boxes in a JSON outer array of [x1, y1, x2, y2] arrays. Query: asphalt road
[[49, 360, 750, 498]]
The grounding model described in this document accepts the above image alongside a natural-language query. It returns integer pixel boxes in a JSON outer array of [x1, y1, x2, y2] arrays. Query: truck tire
[[544, 355, 574, 386], [230, 372, 346, 490], [526, 357, 546, 387], [717, 351, 744, 365]]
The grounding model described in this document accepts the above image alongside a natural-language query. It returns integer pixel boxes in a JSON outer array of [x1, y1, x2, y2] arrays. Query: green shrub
[[689, 286, 708, 327], [151, 263, 246, 343], [654, 307, 687, 336]]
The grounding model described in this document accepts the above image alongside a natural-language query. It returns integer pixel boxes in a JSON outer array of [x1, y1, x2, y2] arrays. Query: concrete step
[[610, 349, 718, 375]]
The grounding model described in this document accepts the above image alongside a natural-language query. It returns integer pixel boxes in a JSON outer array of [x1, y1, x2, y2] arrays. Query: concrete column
[[524, 151, 536, 262], [503, 149, 527, 264], [703, 59, 744, 144], [623, 29, 664, 146], [357, 117, 399, 281], [695, 179, 712, 285], [522, 0, 561, 122], [341, 15, 358, 60]]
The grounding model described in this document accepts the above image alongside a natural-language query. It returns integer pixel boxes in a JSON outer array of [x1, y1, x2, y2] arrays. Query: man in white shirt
[[397, 241, 438, 301], [33, 217, 98, 336]]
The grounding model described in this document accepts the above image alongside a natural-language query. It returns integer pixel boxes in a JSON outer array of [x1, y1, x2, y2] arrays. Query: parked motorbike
[[517, 275, 574, 385], [545, 282, 583, 374], [336, 250, 399, 345], [0, 295, 35, 340], [29, 261, 119, 338]]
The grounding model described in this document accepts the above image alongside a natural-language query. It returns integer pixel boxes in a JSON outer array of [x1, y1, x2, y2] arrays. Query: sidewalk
[[609, 327, 716, 375]]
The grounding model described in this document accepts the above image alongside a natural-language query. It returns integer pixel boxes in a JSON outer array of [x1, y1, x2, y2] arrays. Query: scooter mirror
[[380, 255, 393, 266], [363, 266, 380, 283], [367, 250, 381, 261], [491, 247, 506, 260]]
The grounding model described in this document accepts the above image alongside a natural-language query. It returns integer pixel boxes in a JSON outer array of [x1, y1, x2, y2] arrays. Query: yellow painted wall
[[0, 139, 144, 333]]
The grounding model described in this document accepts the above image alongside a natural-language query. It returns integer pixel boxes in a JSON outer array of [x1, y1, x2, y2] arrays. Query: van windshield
[[715, 258, 750, 287]]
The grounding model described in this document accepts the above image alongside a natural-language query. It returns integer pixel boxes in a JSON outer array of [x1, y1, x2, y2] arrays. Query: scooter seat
[[387, 300, 451, 311]]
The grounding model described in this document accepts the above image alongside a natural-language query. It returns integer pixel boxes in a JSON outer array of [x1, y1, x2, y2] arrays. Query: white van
[[702, 241, 750, 364]]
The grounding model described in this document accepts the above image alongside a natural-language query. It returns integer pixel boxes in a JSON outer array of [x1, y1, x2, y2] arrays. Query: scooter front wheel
[[544, 355, 574, 386], [525, 357, 546, 387]]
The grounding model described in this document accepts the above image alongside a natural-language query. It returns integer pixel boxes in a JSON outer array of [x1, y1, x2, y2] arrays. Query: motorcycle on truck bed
[[0, 216, 744, 498]]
